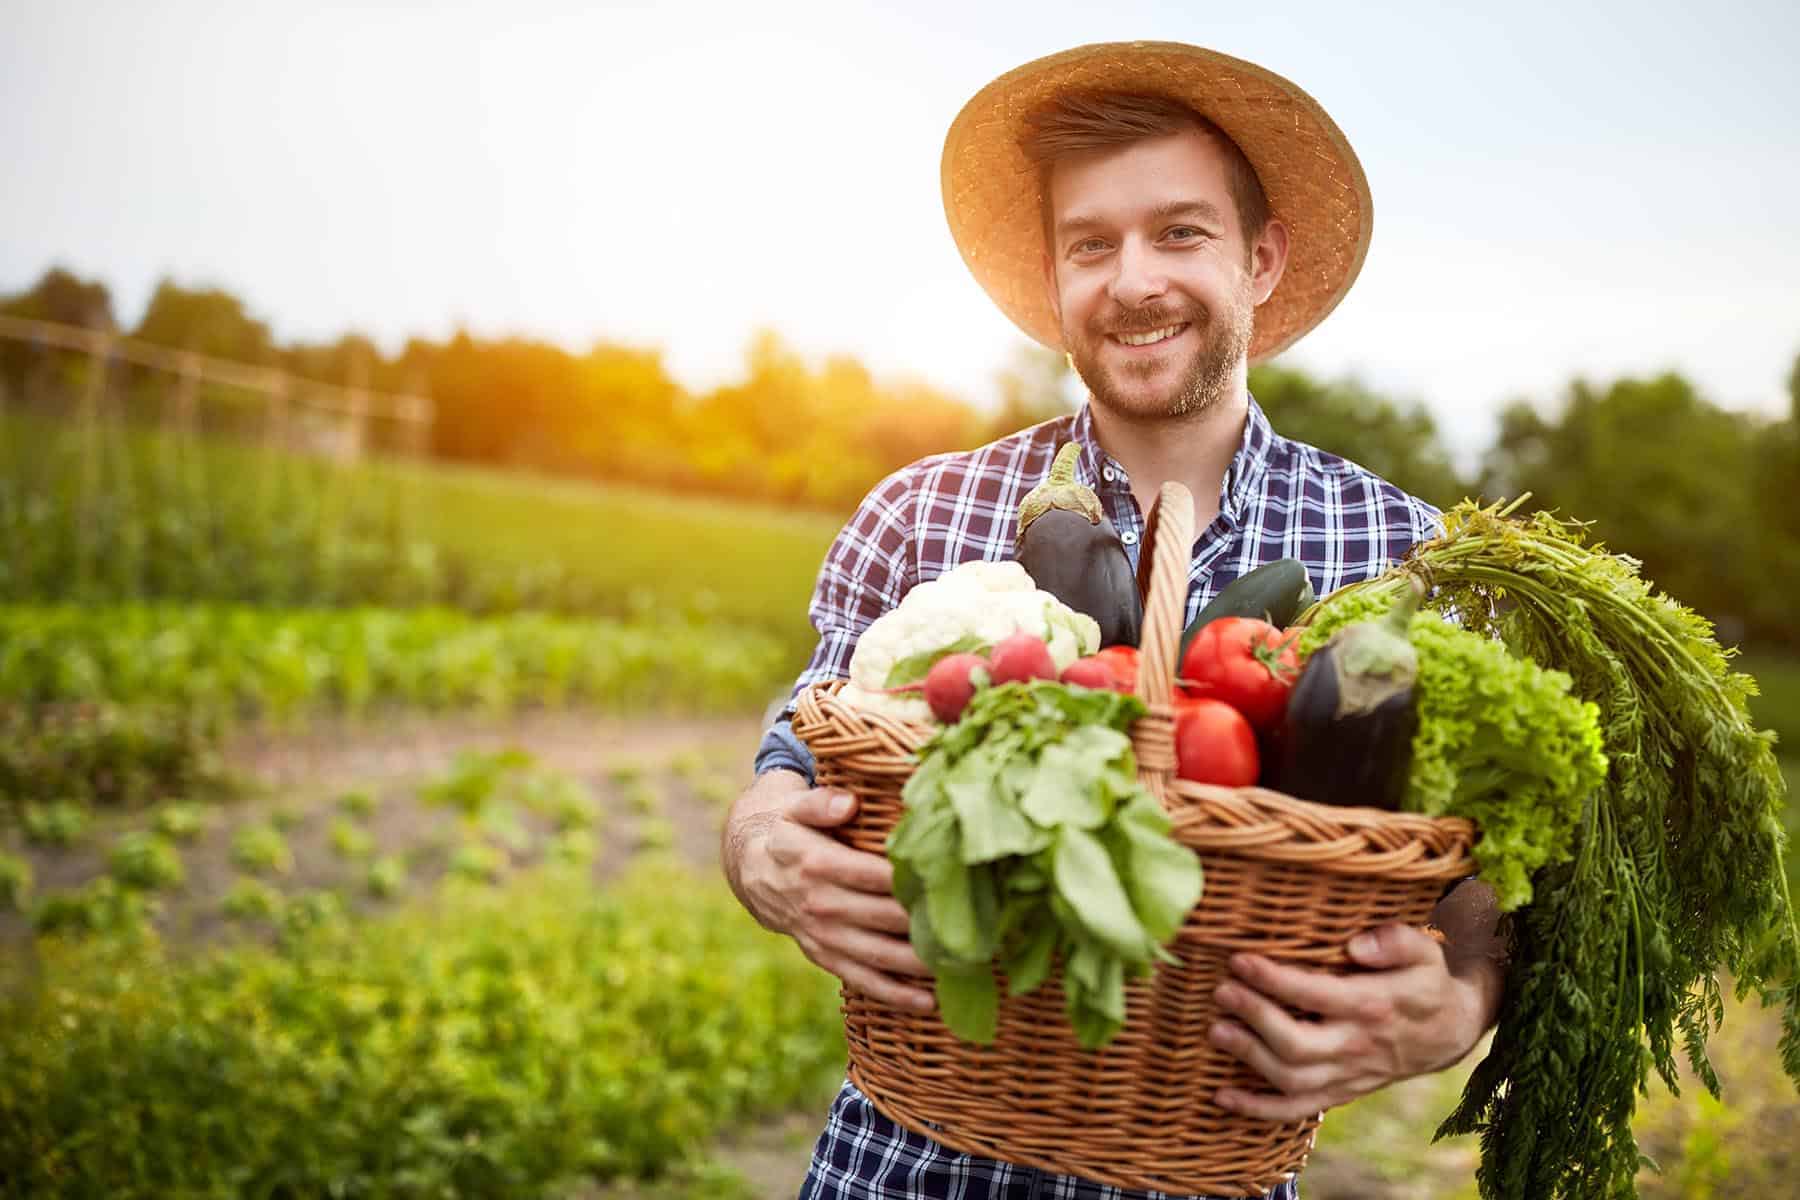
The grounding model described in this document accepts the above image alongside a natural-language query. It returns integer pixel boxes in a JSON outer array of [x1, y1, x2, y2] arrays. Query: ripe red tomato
[[1173, 697, 1260, 787], [1177, 617, 1301, 733], [1091, 645, 1141, 693]]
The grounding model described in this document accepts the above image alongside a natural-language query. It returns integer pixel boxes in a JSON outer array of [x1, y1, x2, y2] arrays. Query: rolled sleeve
[[751, 466, 917, 778]]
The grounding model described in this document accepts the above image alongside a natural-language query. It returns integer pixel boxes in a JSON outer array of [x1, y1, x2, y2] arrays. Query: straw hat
[[941, 41, 1372, 363]]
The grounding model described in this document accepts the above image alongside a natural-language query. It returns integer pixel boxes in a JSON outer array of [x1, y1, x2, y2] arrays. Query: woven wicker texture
[[791, 482, 1475, 1196], [940, 41, 1373, 365]]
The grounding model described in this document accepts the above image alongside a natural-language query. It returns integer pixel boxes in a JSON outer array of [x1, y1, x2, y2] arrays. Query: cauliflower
[[838, 559, 1102, 722]]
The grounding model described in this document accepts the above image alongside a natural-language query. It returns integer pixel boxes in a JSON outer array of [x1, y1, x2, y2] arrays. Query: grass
[[0, 410, 836, 654]]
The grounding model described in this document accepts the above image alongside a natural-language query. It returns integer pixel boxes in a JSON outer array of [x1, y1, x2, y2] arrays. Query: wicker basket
[[791, 481, 1476, 1196]]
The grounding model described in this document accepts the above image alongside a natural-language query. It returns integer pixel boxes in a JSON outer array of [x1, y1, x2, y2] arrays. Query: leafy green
[[889, 681, 1202, 1049], [1303, 499, 1800, 1200], [1298, 599, 1608, 911]]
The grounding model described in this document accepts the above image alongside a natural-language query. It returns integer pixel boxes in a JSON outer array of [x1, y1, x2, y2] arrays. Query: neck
[[1086, 381, 1249, 533]]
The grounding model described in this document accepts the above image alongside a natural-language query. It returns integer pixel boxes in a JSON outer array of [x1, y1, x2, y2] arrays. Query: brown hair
[[1018, 91, 1271, 252]]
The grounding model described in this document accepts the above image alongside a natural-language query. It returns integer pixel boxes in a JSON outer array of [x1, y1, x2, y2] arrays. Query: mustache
[[1095, 306, 1205, 335]]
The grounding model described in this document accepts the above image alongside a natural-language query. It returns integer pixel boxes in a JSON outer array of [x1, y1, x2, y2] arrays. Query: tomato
[[1173, 697, 1260, 787], [1177, 617, 1301, 733], [1091, 645, 1141, 693]]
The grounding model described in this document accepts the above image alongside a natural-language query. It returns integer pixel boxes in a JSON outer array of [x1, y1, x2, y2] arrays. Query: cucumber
[[1178, 558, 1315, 659]]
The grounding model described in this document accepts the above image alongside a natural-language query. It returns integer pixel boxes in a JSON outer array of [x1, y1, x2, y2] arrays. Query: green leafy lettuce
[[888, 681, 1202, 1049]]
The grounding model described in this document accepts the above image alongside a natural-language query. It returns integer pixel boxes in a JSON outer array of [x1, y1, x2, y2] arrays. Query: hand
[[734, 783, 935, 1014], [1207, 924, 1500, 1121]]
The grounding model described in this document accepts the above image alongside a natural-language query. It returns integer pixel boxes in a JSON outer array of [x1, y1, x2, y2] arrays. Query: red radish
[[987, 633, 1057, 686], [923, 652, 990, 723], [1059, 656, 1115, 690]]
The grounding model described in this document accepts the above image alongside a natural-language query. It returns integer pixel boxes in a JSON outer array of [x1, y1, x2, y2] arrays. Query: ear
[[1250, 217, 1290, 308]]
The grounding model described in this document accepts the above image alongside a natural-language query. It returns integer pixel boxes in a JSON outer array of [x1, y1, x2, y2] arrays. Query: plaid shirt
[[757, 394, 1440, 1199]]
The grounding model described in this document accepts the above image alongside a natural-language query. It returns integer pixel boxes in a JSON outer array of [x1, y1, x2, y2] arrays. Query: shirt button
[[1120, 531, 1138, 546], [1101, 467, 1116, 482]]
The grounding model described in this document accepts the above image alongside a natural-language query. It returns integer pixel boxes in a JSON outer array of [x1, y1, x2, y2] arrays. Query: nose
[[1107, 236, 1166, 309]]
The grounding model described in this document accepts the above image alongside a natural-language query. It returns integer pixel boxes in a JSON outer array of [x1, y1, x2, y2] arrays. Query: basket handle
[[1130, 482, 1194, 806]]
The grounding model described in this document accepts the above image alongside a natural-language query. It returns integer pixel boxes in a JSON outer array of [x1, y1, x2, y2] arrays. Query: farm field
[[5, 409, 1799, 1197], [4, 707, 1795, 1199]]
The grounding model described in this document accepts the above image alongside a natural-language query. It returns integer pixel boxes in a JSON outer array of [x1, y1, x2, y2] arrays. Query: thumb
[[1348, 923, 1442, 970], [786, 787, 859, 829]]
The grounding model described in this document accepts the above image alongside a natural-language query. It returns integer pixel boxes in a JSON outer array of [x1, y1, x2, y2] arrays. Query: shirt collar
[[1068, 392, 1277, 522]]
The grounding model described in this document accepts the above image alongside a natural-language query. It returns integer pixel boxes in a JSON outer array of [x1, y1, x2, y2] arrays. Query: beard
[[1064, 275, 1255, 422]]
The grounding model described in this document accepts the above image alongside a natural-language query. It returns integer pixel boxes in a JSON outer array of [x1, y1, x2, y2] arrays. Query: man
[[722, 41, 1506, 1199]]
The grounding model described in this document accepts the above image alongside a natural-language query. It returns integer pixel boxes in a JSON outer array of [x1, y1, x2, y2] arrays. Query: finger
[[807, 885, 913, 937], [1228, 954, 1368, 1020], [821, 923, 933, 979], [1348, 924, 1445, 971], [1213, 1084, 1333, 1123], [784, 787, 859, 829], [1208, 1020, 1333, 1096], [826, 952, 937, 1014], [769, 826, 896, 895], [1214, 981, 1344, 1064]]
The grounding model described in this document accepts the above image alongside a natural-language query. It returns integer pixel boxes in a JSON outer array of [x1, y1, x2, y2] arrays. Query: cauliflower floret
[[839, 559, 1102, 722]]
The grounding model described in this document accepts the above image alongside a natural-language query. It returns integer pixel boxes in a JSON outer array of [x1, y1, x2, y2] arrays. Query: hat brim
[[941, 41, 1373, 363]]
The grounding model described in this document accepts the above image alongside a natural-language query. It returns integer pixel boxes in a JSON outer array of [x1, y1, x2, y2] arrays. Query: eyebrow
[[1055, 199, 1227, 239]]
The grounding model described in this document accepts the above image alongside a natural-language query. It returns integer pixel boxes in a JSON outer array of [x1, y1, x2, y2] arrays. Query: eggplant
[[1015, 443, 1142, 647], [1272, 581, 1423, 810]]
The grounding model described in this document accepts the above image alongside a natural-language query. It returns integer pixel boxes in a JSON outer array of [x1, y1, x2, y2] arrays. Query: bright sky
[[4, 0, 1797, 469]]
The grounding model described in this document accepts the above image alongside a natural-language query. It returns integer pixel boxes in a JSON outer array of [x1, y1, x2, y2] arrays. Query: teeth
[[1115, 324, 1185, 347]]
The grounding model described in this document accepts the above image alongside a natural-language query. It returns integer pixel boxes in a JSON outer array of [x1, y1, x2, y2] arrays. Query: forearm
[[721, 767, 808, 929]]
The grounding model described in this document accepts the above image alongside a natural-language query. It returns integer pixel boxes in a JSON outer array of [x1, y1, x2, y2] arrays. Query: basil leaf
[[883, 635, 991, 689]]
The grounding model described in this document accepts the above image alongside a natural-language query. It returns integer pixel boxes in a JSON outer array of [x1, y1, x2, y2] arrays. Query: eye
[[1165, 226, 1203, 242], [1070, 237, 1109, 256]]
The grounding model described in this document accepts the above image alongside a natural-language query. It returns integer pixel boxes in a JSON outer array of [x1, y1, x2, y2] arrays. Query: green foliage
[[336, 787, 378, 818], [0, 864, 846, 1196], [547, 829, 597, 867], [0, 405, 833, 655], [32, 877, 157, 937], [523, 772, 597, 831], [1321, 500, 1800, 1199], [366, 855, 406, 899], [0, 604, 789, 721], [230, 824, 292, 877], [1298, 598, 1609, 910], [421, 747, 535, 817], [634, 819, 676, 854], [0, 851, 31, 911], [221, 877, 284, 922], [152, 802, 209, 842], [448, 841, 507, 884], [328, 818, 374, 860], [21, 800, 89, 847], [891, 681, 1199, 1048], [108, 832, 185, 891], [1477, 372, 1800, 650], [0, 703, 226, 810]]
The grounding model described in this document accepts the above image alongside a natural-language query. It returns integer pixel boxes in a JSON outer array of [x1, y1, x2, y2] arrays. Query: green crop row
[[0, 604, 792, 720], [0, 861, 845, 1197], [1, 411, 834, 654]]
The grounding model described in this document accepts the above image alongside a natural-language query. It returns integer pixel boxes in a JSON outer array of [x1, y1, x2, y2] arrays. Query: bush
[[0, 863, 846, 1197]]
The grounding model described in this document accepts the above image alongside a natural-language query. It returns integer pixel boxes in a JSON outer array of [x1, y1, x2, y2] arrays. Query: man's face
[[1043, 128, 1282, 422]]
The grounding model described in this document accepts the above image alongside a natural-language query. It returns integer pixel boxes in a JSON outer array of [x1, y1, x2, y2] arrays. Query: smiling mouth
[[1109, 323, 1189, 348]]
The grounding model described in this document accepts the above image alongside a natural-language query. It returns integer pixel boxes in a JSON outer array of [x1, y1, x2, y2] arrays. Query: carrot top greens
[[1305, 498, 1799, 1200]]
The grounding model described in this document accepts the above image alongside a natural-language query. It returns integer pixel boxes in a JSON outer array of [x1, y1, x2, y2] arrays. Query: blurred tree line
[[3, 265, 1796, 649]]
